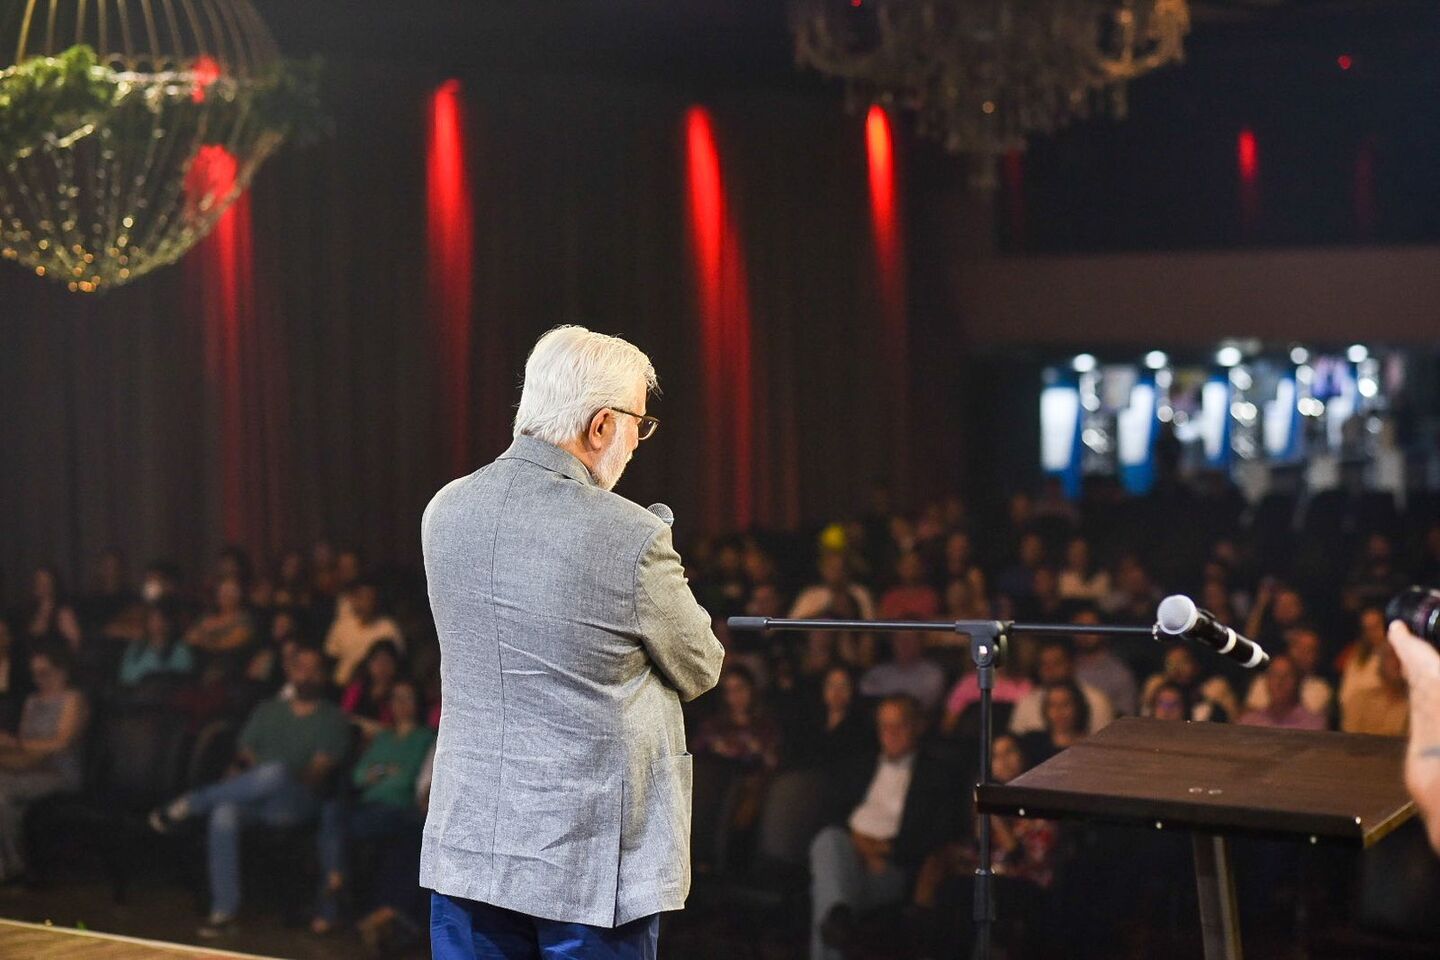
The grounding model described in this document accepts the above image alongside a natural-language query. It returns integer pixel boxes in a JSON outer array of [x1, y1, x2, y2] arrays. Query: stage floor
[[0, 918, 288, 960]]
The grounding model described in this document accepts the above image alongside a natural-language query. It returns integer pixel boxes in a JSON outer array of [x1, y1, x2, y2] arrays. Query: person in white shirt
[[808, 696, 960, 960], [324, 576, 404, 686]]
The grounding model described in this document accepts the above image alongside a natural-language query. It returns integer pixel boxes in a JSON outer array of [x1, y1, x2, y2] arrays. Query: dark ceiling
[[249, 0, 1440, 94]]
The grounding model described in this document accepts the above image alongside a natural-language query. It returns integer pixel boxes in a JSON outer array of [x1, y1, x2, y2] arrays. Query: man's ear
[[585, 408, 610, 451]]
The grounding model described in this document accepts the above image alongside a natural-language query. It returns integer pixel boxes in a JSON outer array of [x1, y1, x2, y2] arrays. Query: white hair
[[513, 325, 658, 445]]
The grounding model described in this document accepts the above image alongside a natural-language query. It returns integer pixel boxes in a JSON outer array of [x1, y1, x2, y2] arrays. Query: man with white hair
[[421, 325, 724, 959]]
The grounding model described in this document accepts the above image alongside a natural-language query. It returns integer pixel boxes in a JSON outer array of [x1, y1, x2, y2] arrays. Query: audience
[[3, 475, 1437, 953]]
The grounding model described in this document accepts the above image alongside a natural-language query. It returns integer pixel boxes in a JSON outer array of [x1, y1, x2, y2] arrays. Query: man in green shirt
[[148, 645, 350, 937]]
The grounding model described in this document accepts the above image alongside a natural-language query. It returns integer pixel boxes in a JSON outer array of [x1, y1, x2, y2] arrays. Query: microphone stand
[[726, 616, 1157, 960]]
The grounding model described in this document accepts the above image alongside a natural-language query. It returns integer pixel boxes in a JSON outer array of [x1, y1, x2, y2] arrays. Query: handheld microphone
[[646, 503, 674, 527], [1156, 595, 1270, 669]]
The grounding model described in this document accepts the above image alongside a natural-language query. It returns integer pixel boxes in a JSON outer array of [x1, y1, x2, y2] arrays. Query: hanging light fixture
[[792, 0, 1191, 187], [0, 0, 321, 292]]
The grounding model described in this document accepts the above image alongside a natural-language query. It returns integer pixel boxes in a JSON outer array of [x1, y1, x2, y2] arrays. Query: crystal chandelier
[[793, 0, 1191, 187], [0, 0, 309, 292]]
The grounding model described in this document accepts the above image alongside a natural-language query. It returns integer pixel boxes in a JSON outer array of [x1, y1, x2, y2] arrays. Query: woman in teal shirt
[[314, 678, 435, 935], [118, 599, 194, 688]]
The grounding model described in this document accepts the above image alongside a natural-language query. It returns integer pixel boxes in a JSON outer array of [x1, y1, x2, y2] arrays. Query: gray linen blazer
[[419, 435, 725, 927]]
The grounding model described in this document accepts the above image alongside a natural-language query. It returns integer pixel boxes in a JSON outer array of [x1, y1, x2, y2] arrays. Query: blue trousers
[[430, 892, 659, 960], [180, 761, 319, 918]]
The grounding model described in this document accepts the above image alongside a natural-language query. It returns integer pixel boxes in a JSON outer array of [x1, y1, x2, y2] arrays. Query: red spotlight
[[1237, 129, 1258, 181], [1337, 54, 1354, 71]]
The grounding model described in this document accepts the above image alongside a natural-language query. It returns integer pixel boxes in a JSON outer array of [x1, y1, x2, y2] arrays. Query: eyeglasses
[[610, 407, 660, 440]]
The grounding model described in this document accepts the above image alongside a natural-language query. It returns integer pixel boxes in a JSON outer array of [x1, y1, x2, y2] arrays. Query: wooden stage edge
[[0, 918, 291, 960]]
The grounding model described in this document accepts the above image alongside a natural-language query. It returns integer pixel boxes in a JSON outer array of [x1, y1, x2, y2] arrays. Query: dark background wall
[[5, 0, 1440, 598], [0, 61, 964, 596]]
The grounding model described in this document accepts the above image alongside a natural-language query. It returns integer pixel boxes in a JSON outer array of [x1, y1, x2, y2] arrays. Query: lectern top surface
[[975, 716, 1413, 846]]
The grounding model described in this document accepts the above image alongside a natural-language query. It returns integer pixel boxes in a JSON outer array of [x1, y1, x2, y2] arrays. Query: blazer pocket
[[648, 752, 694, 884]]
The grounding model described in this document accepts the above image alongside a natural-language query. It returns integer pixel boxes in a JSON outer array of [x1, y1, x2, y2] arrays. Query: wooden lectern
[[975, 717, 1415, 960]]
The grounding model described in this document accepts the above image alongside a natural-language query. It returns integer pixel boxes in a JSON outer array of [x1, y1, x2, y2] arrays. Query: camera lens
[[1386, 586, 1440, 645]]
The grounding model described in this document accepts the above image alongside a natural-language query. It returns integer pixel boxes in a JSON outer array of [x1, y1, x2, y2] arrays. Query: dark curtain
[[0, 63, 961, 601]]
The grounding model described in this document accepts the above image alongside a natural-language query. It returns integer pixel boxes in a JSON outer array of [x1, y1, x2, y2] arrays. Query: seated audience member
[[1343, 532, 1408, 615], [148, 645, 351, 937], [184, 574, 259, 675], [791, 551, 877, 672], [271, 551, 312, 612], [118, 597, 195, 688], [942, 577, 990, 622], [995, 532, 1045, 602], [0, 620, 31, 730], [0, 643, 89, 882], [941, 642, 1034, 738], [314, 679, 436, 935], [1243, 627, 1333, 720], [694, 665, 782, 771], [325, 576, 405, 687], [809, 696, 961, 960], [697, 537, 750, 620], [1337, 606, 1388, 708], [912, 733, 1060, 957], [860, 633, 947, 716], [1238, 655, 1326, 730], [341, 640, 405, 740], [1071, 606, 1138, 717], [1021, 681, 1090, 763], [1145, 681, 1191, 722], [1244, 580, 1307, 653], [792, 550, 877, 621], [792, 665, 873, 769], [879, 552, 940, 621], [1140, 644, 1237, 722], [940, 531, 988, 602], [22, 566, 83, 652], [242, 607, 308, 692], [79, 549, 135, 634], [694, 664, 783, 845], [1014, 566, 1068, 622], [1058, 536, 1110, 604], [1340, 643, 1408, 737], [1009, 640, 1113, 736], [1101, 554, 1161, 624]]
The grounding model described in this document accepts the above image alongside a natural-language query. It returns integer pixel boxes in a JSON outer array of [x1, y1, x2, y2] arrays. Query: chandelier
[[0, 0, 319, 292], [793, 0, 1191, 187]]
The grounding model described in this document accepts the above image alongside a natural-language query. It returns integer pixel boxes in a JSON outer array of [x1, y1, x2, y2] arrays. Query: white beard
[[593, 434, 633, 491]]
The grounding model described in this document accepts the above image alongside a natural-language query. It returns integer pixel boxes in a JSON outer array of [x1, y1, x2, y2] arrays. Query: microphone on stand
[[1156, 595, 1270, 669], [646, 503, 674, 527]]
